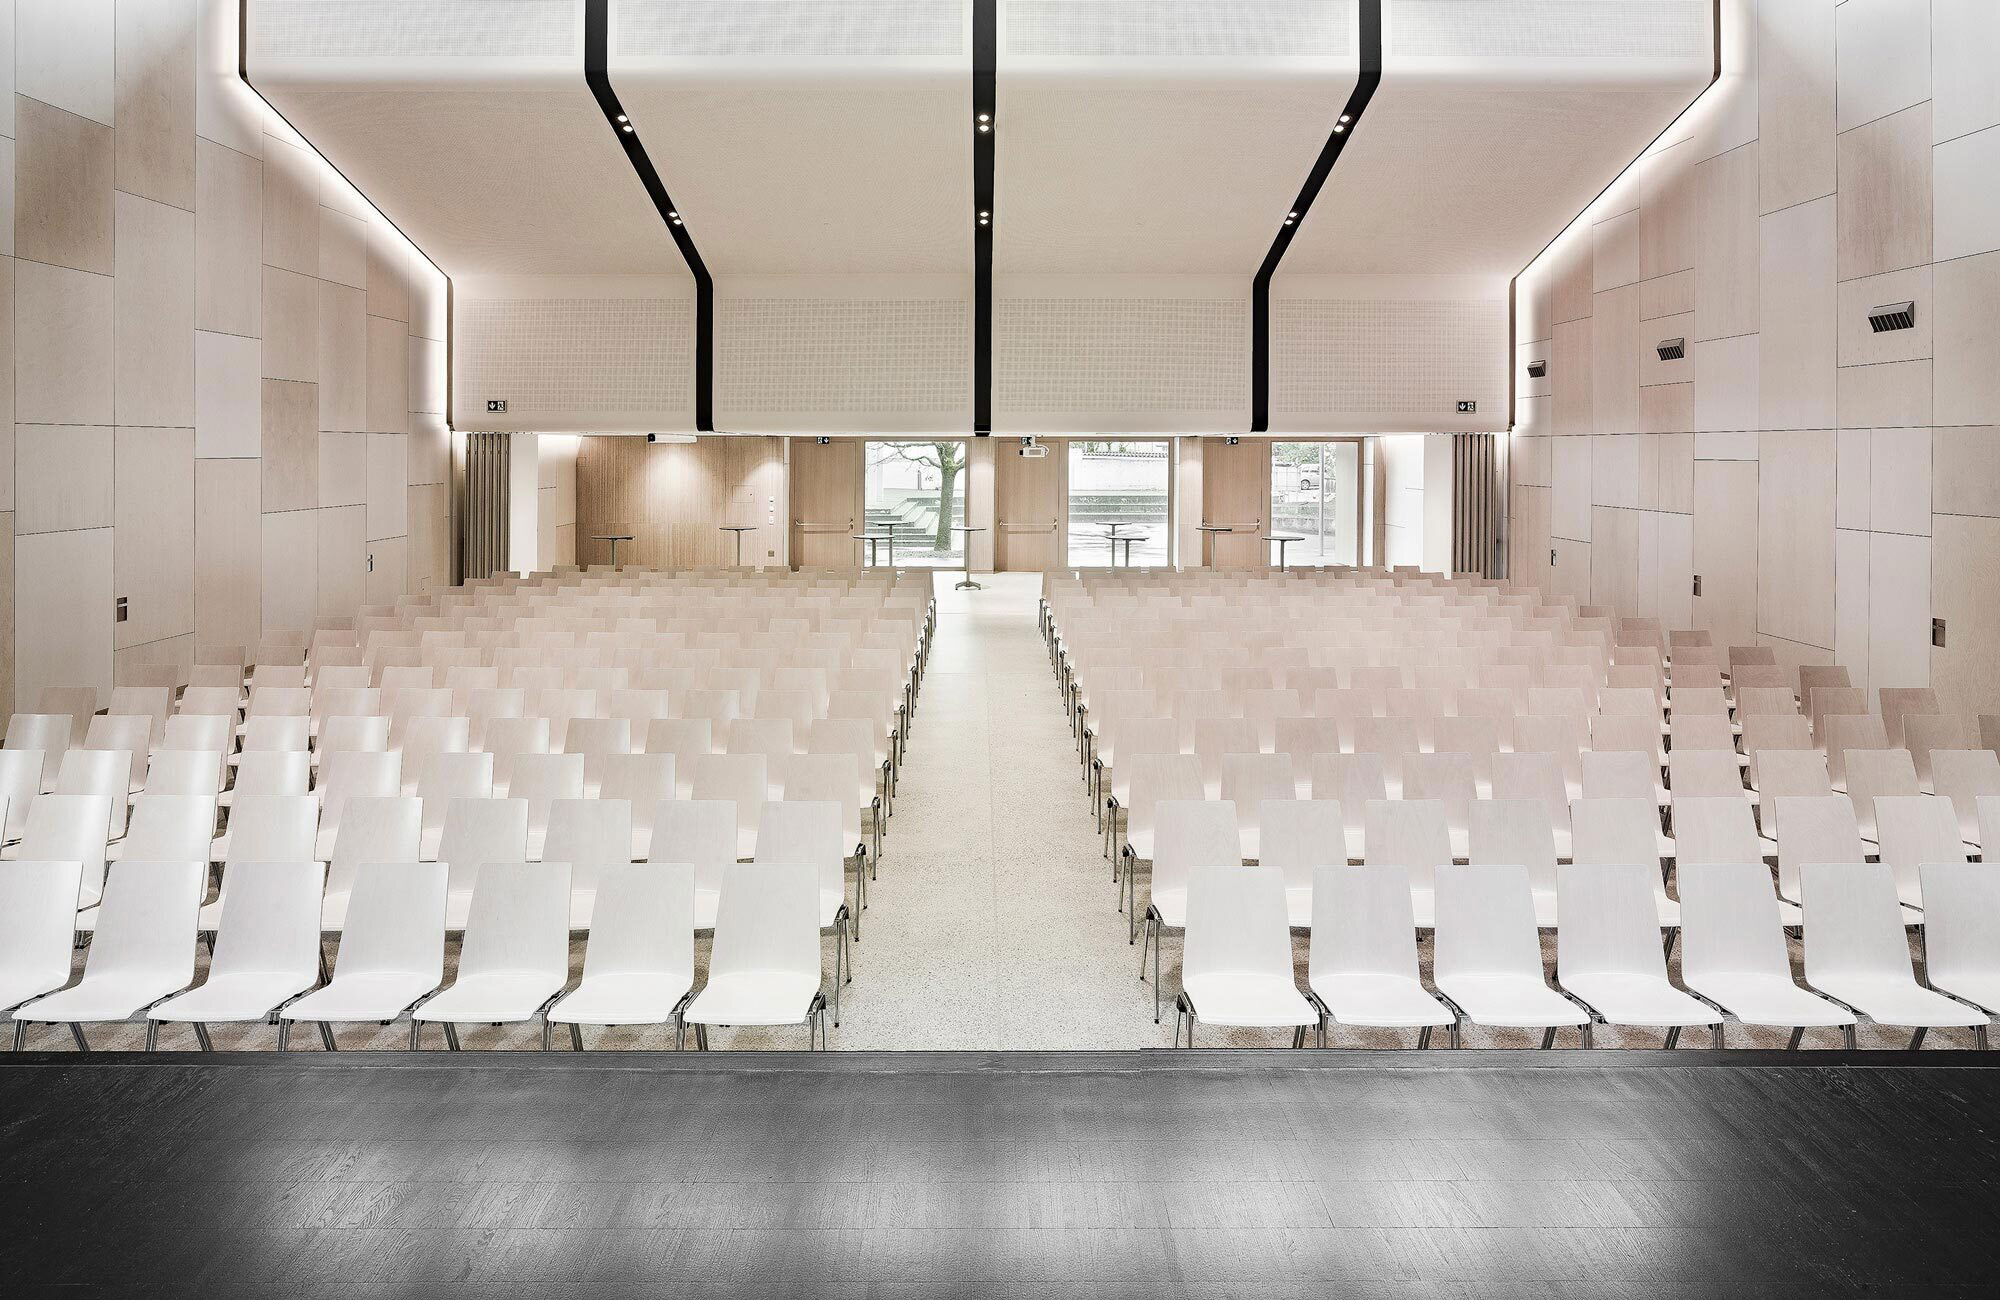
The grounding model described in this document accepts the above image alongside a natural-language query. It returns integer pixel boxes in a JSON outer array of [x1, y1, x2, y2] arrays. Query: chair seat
[[1127, 826, 1157, 861], [1685, 973, 1853, 1027], [818, 888, 847, 930], [152, 972, 315, 1023], [418, 972, 566, 1024], [1148, 885, 1186, 930], [285, 972, 437, 1023], [1559, 972, 1715, 1027], [1928, 974, 2000, 1017], [1808, 976, 1987, 1028], [16, 975, 187, 1024], [1181, 973, 1316, 1028], [550, 973, 694, 1026], [684, 971, 820, 1026], [0, 972, 72, 1015], [1309, 973, 1452, 1028], [692, 888, 720, 930], [1436, 974, 1588, 1028], [1283, 885, 1312, 929]]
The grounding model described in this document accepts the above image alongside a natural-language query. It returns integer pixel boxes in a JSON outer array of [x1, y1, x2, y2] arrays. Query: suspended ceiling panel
[[610, 0, 972, 274], [246, 1, 685, 276], [1281, 0, 1713, 278], [995, 0, 1359, 273]]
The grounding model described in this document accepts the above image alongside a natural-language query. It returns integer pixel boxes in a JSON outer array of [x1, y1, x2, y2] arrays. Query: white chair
[[7, 714, 74, 790], [1555, 862, 1718, 1045], [1676, 860, 1854, 1047], [1467, 799, 1560, 927], [510, 751, 585, 859], [1919, 862, 1999, 1043], [541, 797, 634, 928], [1568, 798, 1680, 927], [565, 716, 633, 796], [1173, 864, 1317, 1048], [4, 794, 115, 909], [549, 863, 697, 1049], [645, 718, 714, 799], [1402, 751, 1478, 858], [1490, 750, 1574, 859], [315, 714, 392, 765], [416, 860, 572, 1050], [1931, 749, 2000, 848], [0, 750, 43, 841], [682, 861, 828, 1050], [1139, 799, 1241, 1025], [56, 748, 133, 834], [203, 794, 319, 927], [1773, 794, 1901, 919], [1, 860, 86, 1044], [11, 859, 203, 1050], [107, 793, 217, 867], [82, 715, 152, 793], [284, 860, 448, 1048], [1432, 863, 1589, 1045], [755, 800, 854, 1021], [142, 749, 223, 798], [1800, 860, 1985, 1048], [435, 797, 529, 929], [1362, 799, 1451, 928], [1843, 748, 1919, 843], [484, 715, 551, 796], [314, 749, 402, 859], [38, 687, 99, 743], [320, 796, 423, 931], [151, 860, 325, 1050], [689, 753, 769, 860], [1259, 799, 1343, 929], [599, 753, 677, 859], [1872, 794, 1964, 913], [416, 750, 495, 859], [395, 715, 468, 794], [652, 799, 736, 930], [1306, 863, 1452, 1044]]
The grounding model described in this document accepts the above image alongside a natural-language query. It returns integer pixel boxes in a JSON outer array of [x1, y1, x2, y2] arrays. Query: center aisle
[[837, 573, 1175, 1049]]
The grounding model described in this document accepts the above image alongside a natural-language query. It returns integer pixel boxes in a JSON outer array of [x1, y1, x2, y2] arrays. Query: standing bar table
[[1196, 523, 1233, 566], [952, 525, 985, 590], [854, 532, 896, 568], [591, 533, 634, 567], [1099, 521, 1131, 567], [1111, 534, 1147, 568], [719, 524, 755, 566], [1264, 534, 1304, 571]]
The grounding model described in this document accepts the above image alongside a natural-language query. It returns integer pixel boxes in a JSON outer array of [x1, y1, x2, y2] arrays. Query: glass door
[[1066, 440, 1171, 567], [863, 440, 968, 567], [1270, 440, 1360, 566]]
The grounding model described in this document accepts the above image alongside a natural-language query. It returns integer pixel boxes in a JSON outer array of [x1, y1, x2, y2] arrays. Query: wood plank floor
[[2, 1051, 1995, 1297]]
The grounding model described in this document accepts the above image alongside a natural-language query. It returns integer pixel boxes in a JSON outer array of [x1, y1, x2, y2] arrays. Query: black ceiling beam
[[1250, 0, 1382, 433], [973, 0, 996, 435], [585, 0, 713, 432]]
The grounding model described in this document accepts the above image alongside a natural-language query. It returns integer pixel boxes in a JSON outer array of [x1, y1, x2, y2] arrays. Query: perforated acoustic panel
[[617, 1, 965, 57], [716, 299, 970, 426], [251, 0, 577, 59], [994, 297, 1247, 427], [1005, 0, 1351, 57], [1389, 0, 1709, 59], [458, 297, 694, 422], [1271, 297, 1505, 430]]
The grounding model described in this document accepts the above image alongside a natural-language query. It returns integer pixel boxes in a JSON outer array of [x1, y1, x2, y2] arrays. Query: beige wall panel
[[0, 514, 11, 716], [995, 442, 1061, 571], [1588, 506, 1639, 611], [112, 192, 196, 427], [15, 526, 114, 708], [316, 505, 367, 624], [1647, 510, 1695, 630], [1638, 311, 1694, 390], [194, 458, 260, 647], [788, 438, 863, 569], [1935, 114, 2000, 261], [367, 433, 408, 542], [318, 208, 367, 291], [1516, 392, 1549, 438], [1835, 0, 1930, 136], [1932, 426, 2000, 518], [1592, 210, 1640, 293], [1551, 233, 1593, 326], [14, 96, 113, 275], [1692, 460, 1759, 646], [366, 224, 411, 325], [259, 510, 317, 634], [114, 0, 196, 211], [1933, 0, 2000, 144], [1757, 429, 1837, 648], [194, 329, 260, 458], [409, 336, 445, 418], [1549, 436, 1591, 543], [1835, 103, 1932, 280], [366, 535, 406, 606], [1836, 358, 1930, 429], [1836, 427, 1871, 530], [260, 379, 318, 513], [261, 266, 316, 383], [1869, 427, 1931, 537], [0, 262, 12, 507], [1835, 526, 1871, 690], [1520, 263, 1553, 346], [1638, 142, 1696, 280], [1692, 334, 1758, 434], [16, 260, 113, 425], [261, 134, 318, 277], [723, 437, 785, 568], [1511, 433, 1550, 490], [409, 412, 449, 487], [1638, 382, 1694, 436], [1931, 513, 2000, 714], [1757, 0, 1836, 212], [317, 282, 367, 433], [1589, 285, 1639, 436], [1639, 269, 1694, 321], [1836, 264, 1931, 367], [1590, 434, 1641, 511], [1551, 318, 1593, 436], [317, 429, 365, 509], [1694, 143, 1759, 342], [16, 0, 113, 126], [113, 426, 195, 650], [1639, 433, 1694, 514], [365, 313, 408, 434], [15, 424, 113, 535], [194, 138, 260, 337], [1869, 531, 1932, 691], [1933, 249, 2000, 427], [407, 483, 448, 592], [1200, 438, 1270, 568], [1550, 538, 1591, 606], [1757, 196, 1837, 430]]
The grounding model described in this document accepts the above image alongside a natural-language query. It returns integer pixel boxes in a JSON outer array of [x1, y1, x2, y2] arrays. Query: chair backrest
[[1308, 863, 1420, 984], [755, 799, 845, 906], [159, 712, 233, 756], [86, 858, 203, 981], [1467, 799, 1557, 895], [1220, 753, 1295, 837], [208, 860, 325, 987], [1872, 794, 1964, 906], [7, 714, 74, 788], [651, 799, 737, 908], [1983, 794, 2000, 856], [1362, 799, 1451, 894], [1308, 752, 1385, 833], [1579, 749, 1656, 802], [38, 687, 99, 741], [232, 748, 312, 798], [322, 717, 397, 764], [436, 797, 529, 898], [509, 752, 586, 834], [1931, 749, 2000, 845], [57, 750, 133, 829], [1122, 753, 1203, 848], [1667, 749, 1745, 798], [1843, 748, 1919, 840], [418, 750, 495, 835], [1557, 861, 1672, 982], [1151, 799, 1243, 898], [1671, 795, 1761, 865], [0, 859, 86, 1000], [1919, 861, 2000, 1001], [1183, 864, 1295, 985], [485, 715, 553, 791], [1670, 713, 1737, 756], [0, 750, 42, 839], [708, 860, 821, 984], [224, 793, 319, 866], [1903, 714, 1972, 785], [457, 861, 571, 981], [1433, 863, 1543, 981], [600, 753, 676, 846], [83, 715, 151, 789], [121, 794, 218, 863], [18, 793, 114, 904], [1403, 752, 1477, 834], [541, 798, 634, 902], [1489, 750, 1570, 835], [319, 749, 401, 831], [1258, 799, 1344, 895], [1567, 798, 1660, 870], [689, 753, 768, 849], [1589, 713, 1661, 762], [1273, 716, 1342, 766], [1772, 793, 1864, 902], [1752, 748, 1830, 812], [1822, 713, 1888, 786], [327, 796, 423, 898], [1799, 860, 1917, 986], [582, 862, 695, 982], [1678, 860, 1792, 982]]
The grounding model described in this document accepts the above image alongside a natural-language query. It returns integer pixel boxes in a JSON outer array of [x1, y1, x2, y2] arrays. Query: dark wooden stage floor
[[2, 1051, 1995, 1297]]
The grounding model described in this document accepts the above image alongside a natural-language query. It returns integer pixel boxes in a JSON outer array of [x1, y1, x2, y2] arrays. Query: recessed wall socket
[[1933, 618, 1947, 648], [114, 596, 128, 623], [1692, 574, 1702, 597]]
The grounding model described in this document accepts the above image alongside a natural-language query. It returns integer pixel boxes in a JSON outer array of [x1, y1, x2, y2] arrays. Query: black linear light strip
[[237, 0, 455, 426], [1250, 0, 1382, 433], [585, 0, 714, 432], [973, 0, 996, 436]]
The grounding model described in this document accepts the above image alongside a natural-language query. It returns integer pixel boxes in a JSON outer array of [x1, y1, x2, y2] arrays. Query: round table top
[[718, 524, 755, 532], [853, 533, 896, 541], [1100, 522, 1131, 533], [590, 533, 635, 541], [1113, 534, 1149, 544], [951, 524, 987, 532], [1262, 534, 1305, 542], [1196, 523, 1235, 531]]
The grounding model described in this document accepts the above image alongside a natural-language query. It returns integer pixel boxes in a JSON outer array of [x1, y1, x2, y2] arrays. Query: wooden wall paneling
[[789, 438, 863, 569], [1692, 459, 1759, 647], [995, 438, 1060, 571], [1200, 438, 1270, 568]]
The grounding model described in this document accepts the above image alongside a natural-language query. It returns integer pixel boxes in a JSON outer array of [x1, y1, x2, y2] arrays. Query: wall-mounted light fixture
[[1526, 359, 1547, 379], [1868, 301, 1916, 332], [1655, 337, 1685, 361]]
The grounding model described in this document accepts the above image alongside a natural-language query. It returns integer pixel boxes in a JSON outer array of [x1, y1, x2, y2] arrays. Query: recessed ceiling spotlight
[[621, 123, 633, 133], [1283, 217, 1294, 226], [1339, 114, 1351, 123], [616, 114, 628, 123], [978, 113, 990, 122], [979, 210, 990, 217], [1333, 123, 1345, 133], [977, 123, 990, 133]]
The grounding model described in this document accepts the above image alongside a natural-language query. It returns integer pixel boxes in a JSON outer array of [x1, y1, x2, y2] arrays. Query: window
[[863, 440, 968, 567], [1270, 440, 1360, 566], [1067, 440, 1171, 567]]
